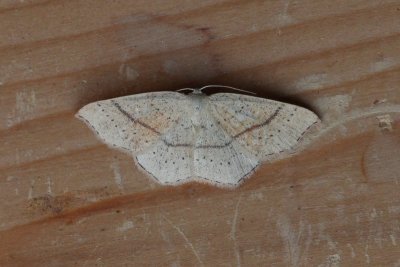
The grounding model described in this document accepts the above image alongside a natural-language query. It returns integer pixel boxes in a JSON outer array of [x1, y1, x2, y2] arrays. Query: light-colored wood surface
[[1, 1, 400, 266]]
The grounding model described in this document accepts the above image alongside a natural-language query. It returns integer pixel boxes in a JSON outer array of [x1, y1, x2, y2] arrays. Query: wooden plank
[[1, 0, 399, 266]]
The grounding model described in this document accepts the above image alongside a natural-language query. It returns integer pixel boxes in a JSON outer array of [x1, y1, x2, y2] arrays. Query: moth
[[76, 85, 319, 187]]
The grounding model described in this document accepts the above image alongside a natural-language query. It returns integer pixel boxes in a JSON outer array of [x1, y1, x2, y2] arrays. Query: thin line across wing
[[112, 101, 282, 149], [233, 106, 282, 138], [163, 106, 282, 149], [112, 101, 161, 135]]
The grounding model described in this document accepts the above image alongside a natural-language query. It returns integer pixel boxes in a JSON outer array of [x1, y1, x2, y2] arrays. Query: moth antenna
[[199, 85, 256, 95], [176, 88, 194, 93]]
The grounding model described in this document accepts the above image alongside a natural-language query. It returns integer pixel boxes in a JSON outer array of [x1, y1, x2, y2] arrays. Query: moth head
[[176, 85, 255, 96]]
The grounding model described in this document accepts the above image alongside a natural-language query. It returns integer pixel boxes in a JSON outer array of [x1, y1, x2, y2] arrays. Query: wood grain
[[1, 1, 399, 266]]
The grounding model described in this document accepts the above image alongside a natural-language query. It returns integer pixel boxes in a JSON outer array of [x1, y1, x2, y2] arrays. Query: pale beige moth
[[76, 86, 319, 188]]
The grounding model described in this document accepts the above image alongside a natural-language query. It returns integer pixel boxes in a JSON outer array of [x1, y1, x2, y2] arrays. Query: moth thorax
[[190, 95, 206, 126]]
